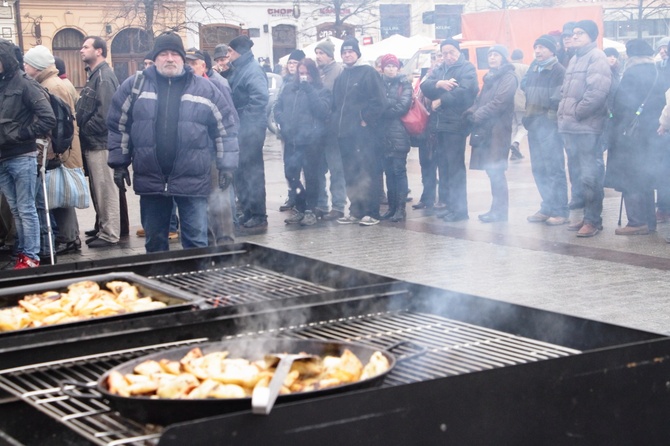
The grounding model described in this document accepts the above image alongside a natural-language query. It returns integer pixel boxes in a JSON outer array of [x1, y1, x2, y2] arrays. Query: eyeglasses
[[573, 30, 586, 37]]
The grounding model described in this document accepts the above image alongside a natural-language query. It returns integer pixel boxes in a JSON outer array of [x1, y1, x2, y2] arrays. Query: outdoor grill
[[0, 243, 668, 445]]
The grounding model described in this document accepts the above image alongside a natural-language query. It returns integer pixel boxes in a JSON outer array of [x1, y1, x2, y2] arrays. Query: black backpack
[[46, 91, 75, 154]]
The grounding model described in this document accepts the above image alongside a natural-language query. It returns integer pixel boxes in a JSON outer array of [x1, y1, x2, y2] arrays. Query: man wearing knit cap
[[0, 40, 56, 268], [332, 36, 386, 225], [558, 21, 577, 67], [24, 45, 85, 258], [524, 34, 568, 227], [227, 34, 269, 229], [314, 38, 347, 221], [107, 32, 239, 253], [421, 38, 479, 222], [76, 36, 122, 247], [557, 19, 611, 237]]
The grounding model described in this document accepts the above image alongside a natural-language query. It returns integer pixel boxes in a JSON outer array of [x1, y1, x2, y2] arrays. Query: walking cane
[[617, 193, 624, 227], [39, 139, 55, 265]]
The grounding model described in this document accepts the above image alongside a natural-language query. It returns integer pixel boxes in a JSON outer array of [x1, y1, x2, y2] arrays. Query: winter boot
[[381, 183, 396, 220]]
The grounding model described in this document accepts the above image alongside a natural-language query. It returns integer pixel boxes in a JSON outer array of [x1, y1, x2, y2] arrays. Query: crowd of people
[[2, 19, 670, 269]]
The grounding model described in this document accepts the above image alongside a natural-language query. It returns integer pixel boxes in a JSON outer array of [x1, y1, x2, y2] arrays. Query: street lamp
[[292, 1, 300, 19]]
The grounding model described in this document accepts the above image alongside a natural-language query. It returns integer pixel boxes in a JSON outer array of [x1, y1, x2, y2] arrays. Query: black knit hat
[[341, 36, 361, 58], [604, 47, 619, 58], [229, 35, 254, 54], [152, 32, 186, 61], [626, 38, 654, 57], [288, 49, 305, 62], [439, 38, 461, 51], [534, 34, 558, 55], [574, 20, 598, 42], [185, 47, 206, 61], [561, 21, 577, 37]]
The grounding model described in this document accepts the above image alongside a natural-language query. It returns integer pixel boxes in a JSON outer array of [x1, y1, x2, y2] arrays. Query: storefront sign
[[268, 8, 294, 17]]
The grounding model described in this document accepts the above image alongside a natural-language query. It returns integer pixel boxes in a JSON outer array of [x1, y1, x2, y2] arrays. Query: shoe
[[314, 208, 328, 219], [322, 210, 344, 221], [87, 238, 117, 248], [242, 216, 268, 229], [568, 201, 585, 210], [545, 216, 569, 226], [441, 212, 469, 222], [55, 237, 82, 255], [656, 211, 670, 223], [136, 228, 146, 237], [478, 212, 507, 223], [168, 232, 179, 239], [435, 207, 452, 218], [300, 211, 317, 226], [615, 225, 649, 235], [527, 212, 549, 223], [359, 216, 380, 226], [84, 229, 98, 237], [567, 220, 584, 231], [284, 210, 304, 224], [279, 198, 295, 212], [433, 202, 448, 210], [336, 215, 361, 225], [14, 253, 40, 269], [85, 236, 98, 245], [509, 143, 524, 161], [576, 223, 602, 237], [412, 202, 433, 210]]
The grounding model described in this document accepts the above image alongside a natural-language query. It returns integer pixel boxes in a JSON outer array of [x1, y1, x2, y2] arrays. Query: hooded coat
[[379, 73, 413, 157], [106, 65, 239, 197], [467, 63, 518, 171], [0, 40, 56, 160], [420, 54, 479, 134], [604, 57, 666, 192]]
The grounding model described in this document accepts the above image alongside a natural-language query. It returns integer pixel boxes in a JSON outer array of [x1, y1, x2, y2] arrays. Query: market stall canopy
[[361, 34, 434, 62], [278, 37, 343, 66], [603, 38, 626, 53]]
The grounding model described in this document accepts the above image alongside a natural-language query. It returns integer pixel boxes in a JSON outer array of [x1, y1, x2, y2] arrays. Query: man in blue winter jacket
[[106, 32, 239, 253]]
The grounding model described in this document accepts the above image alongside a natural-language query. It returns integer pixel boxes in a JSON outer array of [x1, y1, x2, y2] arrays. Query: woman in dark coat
[[465, 45, 518, 222], [378, 54, 413, 221], [604, 39, 666, 235], [273, 58, 331, 226]]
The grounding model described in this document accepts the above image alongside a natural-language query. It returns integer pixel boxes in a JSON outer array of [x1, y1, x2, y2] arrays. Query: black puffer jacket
[[273, 80, 331, 146], [420, 55, 479, 134], [379, 74, 412, 157], [0, 40, 55, 160]]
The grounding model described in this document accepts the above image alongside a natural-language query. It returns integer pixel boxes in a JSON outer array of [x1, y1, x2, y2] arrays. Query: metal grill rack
[[0, 312, 580, 445], [150, 265, 335, 307]]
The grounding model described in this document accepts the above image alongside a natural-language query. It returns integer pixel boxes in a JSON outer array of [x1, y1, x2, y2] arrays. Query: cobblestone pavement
[[22, 132, 670, 335]]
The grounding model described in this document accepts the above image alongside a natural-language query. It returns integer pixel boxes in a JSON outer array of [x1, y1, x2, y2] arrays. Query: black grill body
[[0, 244, 667, 445]]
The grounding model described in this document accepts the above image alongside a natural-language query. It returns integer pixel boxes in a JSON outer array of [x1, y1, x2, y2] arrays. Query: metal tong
[[251, 352, 317, 415]]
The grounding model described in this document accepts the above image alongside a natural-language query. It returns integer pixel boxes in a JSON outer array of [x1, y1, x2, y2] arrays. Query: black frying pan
[[63, 338, 396, 425]]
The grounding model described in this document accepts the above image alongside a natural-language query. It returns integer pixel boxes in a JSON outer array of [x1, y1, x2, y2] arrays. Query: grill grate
[[0, 311, 579, 445], [150, 265, 334, 307]]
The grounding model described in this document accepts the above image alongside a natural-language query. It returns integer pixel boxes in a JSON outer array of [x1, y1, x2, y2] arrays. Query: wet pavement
[[20, 131, 670, 335]]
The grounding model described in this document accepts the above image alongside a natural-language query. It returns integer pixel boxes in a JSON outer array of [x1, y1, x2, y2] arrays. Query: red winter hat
[[381, 54, 400, 69]]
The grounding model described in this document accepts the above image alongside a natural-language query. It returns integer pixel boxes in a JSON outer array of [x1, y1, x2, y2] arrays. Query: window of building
[[200, 24, 242, 55], [111, 28, 152, 84], [380, 4, 411, 39]]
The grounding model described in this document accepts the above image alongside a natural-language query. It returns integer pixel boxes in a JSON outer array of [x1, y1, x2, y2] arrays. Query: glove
[[114, 167, 131, 190], [219, 171, 233, 191]]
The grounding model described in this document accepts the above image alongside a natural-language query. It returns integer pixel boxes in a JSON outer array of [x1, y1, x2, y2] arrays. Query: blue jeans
[[0, 156, 40, 260], [140, 195, 207, 253]]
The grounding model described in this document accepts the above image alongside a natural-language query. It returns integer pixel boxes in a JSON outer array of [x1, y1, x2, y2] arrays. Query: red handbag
[[400, 85, 429, 136]]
